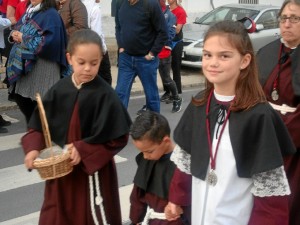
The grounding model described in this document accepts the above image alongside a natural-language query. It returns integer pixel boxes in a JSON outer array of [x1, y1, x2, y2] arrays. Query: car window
[[256, 10, 279, 29], [196, 7, 260, 25], [196, 7, 231, 25], [224, 8, 259, 21]]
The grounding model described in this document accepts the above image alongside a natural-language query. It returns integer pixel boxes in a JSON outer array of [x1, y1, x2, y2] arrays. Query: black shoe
[[137, 105, 147, 115], [0, 115, 11, 126], [8, 93, 16, 102], [160, 92, 171, 102], [172, 97, 182, 113], [0, 126, 8, 133]]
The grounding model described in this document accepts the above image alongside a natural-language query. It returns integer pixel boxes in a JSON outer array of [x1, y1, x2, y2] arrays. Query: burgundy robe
[[257, 40, 300, 225], [130, 153, 191, 225], [22, 76, 132, 225]]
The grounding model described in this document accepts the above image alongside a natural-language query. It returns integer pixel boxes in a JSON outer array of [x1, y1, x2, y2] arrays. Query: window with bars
[[239, 0, 259, 4]]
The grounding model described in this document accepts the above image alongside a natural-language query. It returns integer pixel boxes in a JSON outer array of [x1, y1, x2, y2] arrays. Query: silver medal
[[271, 89, 279, 101], [207, 170, 218, 186]]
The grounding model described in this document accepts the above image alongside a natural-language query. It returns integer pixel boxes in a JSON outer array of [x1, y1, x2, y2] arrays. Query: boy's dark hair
[[67, 29, 104, 55], [130, 111, 170, 143]]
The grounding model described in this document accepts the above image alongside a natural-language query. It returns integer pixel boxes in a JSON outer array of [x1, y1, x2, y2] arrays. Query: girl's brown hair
[[67, 29, 104, 56], [192, 20, 266, 111]]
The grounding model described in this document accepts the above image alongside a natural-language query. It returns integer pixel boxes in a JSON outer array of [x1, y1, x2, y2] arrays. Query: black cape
[[174, 92, 296, 180], [133, 152, 176, 199], [257, 39, 300, 95], [28, 75, 132, 147]]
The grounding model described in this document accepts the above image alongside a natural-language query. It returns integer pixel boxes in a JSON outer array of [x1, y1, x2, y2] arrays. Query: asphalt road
[[0, 87, 202, 225]]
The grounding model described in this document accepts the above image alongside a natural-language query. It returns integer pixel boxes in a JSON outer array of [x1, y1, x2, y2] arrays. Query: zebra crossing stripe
[[0, 133, 129, 165], [0, 156, 127, 192], [0, 131, 130, 224], [0, 133, 24, 152], [0, 212, 40, 225], [0, 164, 42, 192], [0, 184, 133, 225]]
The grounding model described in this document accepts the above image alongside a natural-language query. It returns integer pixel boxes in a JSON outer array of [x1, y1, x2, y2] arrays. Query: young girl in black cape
[[21, 29, 132, 225], [169, 20, 296, 225]]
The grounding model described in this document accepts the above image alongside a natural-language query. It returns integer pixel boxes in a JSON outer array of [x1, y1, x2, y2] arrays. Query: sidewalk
[[0, 39, 205, 111]]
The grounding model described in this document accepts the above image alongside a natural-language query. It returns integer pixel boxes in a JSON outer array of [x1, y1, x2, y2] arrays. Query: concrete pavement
[[0, 48, 205, 112]]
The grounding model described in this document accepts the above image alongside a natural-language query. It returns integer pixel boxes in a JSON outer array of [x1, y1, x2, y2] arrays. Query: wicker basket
[[33, 93, 73, 180]]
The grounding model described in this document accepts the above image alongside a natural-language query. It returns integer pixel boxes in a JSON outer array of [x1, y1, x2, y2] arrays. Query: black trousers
[[14, 94, 37, 124], [171, 41, 183, 94], [159, 56, 178, 98]]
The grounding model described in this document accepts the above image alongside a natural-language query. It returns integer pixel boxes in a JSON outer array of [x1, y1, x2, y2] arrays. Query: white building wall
[[100, 0, 113, 16]]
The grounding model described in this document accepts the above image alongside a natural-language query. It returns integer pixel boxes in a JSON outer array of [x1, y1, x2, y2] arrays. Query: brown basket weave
[[33, 93, 73, 180]]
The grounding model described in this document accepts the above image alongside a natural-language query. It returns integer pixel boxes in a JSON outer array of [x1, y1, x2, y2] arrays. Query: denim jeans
[[159, 56, 178, 98], [115, 52, 160, 112]]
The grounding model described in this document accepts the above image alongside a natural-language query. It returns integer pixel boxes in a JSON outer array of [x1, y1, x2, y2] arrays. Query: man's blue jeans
[[115, 52, 160, 112]]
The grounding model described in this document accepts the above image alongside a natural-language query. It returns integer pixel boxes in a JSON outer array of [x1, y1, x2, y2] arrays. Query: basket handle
[[36, 93, 52, 148]]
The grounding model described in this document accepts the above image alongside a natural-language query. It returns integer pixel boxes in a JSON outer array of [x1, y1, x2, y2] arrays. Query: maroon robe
[[130, 154, 191, 225], [22, 76, 132, 225], [258, 41, 300, 225], [22, 102, 128, 225]]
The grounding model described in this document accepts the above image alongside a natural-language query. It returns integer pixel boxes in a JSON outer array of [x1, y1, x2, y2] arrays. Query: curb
[[0, 36, 204, 112], [0, 82, 204, 112]]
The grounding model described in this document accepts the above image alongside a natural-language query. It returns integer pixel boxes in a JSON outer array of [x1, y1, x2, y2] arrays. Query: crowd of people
[[0, 0, 114, 132], [0, 0, 299, 224]]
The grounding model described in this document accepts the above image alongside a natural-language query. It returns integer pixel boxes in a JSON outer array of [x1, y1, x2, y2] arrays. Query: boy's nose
[[143, 154, 150, 160]]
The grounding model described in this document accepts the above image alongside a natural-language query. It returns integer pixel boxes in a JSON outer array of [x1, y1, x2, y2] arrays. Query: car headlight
[[194, 41, 204, 48]]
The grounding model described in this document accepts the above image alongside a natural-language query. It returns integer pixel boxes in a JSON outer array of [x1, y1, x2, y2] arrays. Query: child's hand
[[11, 31, 22, 43], [24, 150, 39, 169], [164, 202, 183, 221], [67, 143, 81, 165]]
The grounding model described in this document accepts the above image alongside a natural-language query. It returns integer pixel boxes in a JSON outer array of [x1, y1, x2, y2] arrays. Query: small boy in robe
[[129, 111, 191, 225]]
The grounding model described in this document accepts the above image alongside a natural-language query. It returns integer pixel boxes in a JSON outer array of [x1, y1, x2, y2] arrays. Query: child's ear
[[66, 52, 72, 65], [162, 136, 171, 144], [240, 53, 251, 70]]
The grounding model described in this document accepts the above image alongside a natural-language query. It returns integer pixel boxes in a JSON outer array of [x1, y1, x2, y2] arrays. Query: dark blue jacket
[[163, 6, 177, 49], [115, 0, 168, 56]]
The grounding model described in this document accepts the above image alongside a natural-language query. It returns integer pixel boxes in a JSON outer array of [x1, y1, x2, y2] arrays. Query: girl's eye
[[203, 53, 210, 58], [221, 54, 230, 59]]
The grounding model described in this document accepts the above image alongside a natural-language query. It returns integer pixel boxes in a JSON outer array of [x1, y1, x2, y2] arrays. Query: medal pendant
[[207, 170, 218, 186], [271, 89, 279, 101]]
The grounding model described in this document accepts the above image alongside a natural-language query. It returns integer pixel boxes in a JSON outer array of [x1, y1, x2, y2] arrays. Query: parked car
[[182, 4, 280, 68]]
